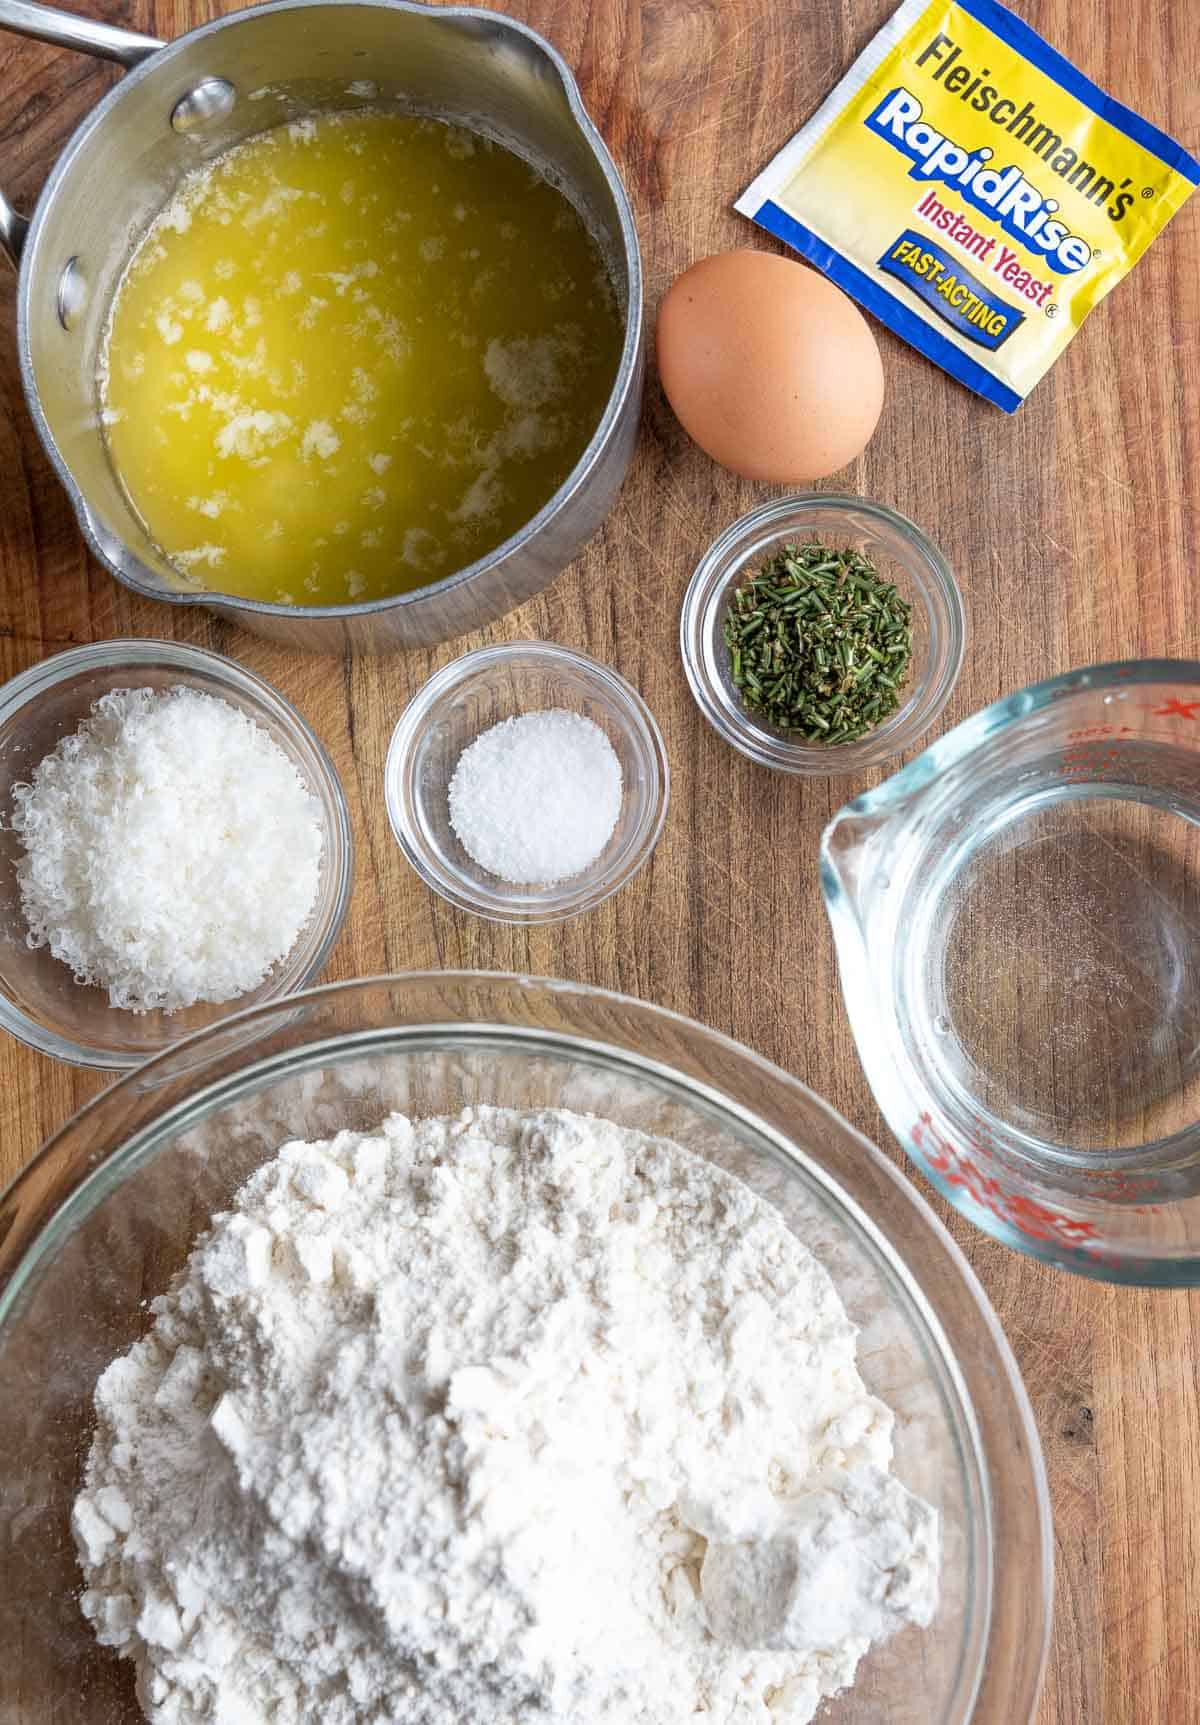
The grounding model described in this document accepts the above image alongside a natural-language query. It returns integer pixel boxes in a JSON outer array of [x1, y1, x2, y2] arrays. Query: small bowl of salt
[[385, 642, 669, 923]]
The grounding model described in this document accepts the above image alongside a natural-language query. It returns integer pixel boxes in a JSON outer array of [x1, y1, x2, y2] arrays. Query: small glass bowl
[[680, 494, 967, 776], [385, 642, 669, 923], [0, 640, 353, 1071]]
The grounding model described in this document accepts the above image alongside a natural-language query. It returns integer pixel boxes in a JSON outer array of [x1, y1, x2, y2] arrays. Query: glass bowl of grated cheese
[[0, 639, 353, 1069], [385, 641, 669, 922], [0, 973, 1051, 1724]]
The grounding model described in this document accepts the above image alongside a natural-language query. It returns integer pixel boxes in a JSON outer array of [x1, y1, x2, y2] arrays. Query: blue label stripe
[[752, 199, 1023, 412], [956, 0, 1200, 185], [879, 229, 1024, 350]]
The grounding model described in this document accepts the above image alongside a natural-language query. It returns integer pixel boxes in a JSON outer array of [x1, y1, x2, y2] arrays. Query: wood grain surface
[[1, 0, 1198, 1718]]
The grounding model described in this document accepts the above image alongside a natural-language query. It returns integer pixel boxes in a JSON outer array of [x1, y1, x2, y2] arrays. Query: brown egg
[[656, 250, 884, 483]]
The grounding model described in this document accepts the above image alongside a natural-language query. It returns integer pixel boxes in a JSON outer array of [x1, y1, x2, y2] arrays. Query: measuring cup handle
[[0, 0, 164, 267]]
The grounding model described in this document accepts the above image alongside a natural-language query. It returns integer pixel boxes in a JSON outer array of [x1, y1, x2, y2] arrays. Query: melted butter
[[102, 112, 623, 606]]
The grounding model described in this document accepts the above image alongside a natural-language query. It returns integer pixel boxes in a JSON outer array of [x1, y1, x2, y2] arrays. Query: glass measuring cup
[[822, 661, 1200, 1286]]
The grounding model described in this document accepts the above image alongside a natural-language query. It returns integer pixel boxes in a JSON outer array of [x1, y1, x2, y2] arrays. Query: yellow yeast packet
[[736, 0, 1198, 411]]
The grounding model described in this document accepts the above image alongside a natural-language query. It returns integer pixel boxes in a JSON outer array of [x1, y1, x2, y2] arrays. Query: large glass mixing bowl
[[0, 974, 1051, 1723]]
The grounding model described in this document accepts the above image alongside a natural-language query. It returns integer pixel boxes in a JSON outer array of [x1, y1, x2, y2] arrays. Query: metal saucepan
[[0, 0, 643, 653]]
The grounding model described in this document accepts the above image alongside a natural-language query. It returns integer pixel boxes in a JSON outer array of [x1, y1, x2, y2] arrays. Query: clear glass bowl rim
[[0, 637, 354, 1070], [384, 641, 670, 924], [0, 970, 1052, 1724], [828, 657, 1198, 825], [680, 492, 968, 777]]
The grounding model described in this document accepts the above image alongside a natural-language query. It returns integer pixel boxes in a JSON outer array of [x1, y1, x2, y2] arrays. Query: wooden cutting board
[[1, 0, 1198, 1718]]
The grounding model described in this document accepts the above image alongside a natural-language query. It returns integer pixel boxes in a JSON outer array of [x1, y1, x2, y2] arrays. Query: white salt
[[448, 709, 622, 884], [11, 686, 324, 1013]]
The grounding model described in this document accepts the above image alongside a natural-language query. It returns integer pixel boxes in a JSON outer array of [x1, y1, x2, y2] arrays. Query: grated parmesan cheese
[[11, 686, 324, 1013]]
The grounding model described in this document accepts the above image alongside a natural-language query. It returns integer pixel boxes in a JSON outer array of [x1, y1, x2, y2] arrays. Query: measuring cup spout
[[819, 800, 899, 1063], [819, 805, 893, 940]]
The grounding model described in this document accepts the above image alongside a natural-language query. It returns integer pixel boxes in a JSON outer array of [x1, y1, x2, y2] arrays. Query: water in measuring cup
[[930, 787, 1200, 1154]]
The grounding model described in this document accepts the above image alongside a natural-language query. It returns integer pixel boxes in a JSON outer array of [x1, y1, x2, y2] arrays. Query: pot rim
[[15, 0, 644, 620]]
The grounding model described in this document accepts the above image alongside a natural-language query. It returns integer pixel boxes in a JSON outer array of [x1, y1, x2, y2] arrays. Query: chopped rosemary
[[722, 541, 913, 744]]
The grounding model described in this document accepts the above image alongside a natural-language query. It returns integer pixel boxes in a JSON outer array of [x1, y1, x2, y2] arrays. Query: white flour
[[73, 1106, 938, 1723]]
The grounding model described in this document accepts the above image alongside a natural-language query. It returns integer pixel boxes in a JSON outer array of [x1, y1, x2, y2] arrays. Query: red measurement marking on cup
[[1058, 724, 1139, 784], [1152, 698, 1200, 720], [1079, 1168, 1155, 1203], [911, 1113, 1102, 1252]]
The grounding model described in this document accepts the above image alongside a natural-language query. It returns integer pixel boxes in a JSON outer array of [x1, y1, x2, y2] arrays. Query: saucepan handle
[[0, 0, 164, 268]]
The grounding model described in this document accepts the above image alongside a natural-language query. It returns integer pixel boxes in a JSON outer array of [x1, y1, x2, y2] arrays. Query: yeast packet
[[736, 0, 1199, 411]]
